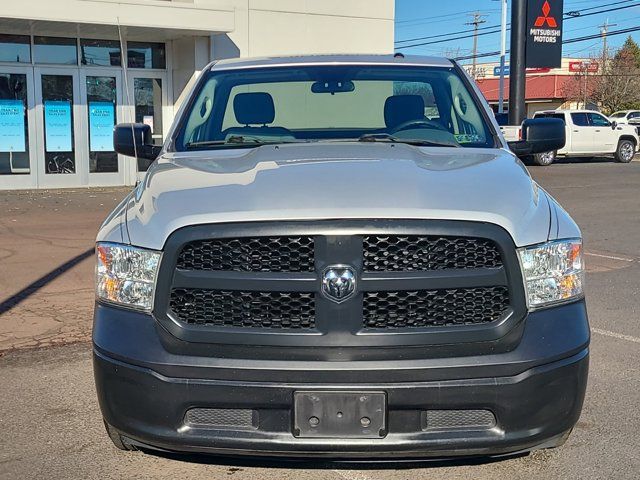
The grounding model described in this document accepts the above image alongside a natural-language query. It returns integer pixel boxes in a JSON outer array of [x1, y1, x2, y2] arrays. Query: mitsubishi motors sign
[[526, 0, 564, 68]]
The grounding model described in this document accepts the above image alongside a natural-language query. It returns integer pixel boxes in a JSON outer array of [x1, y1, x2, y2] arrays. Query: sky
[[394, 0, 640, 64]]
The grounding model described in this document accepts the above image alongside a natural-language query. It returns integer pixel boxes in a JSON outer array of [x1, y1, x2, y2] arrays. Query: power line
[[395, 0, 639, 47], [396, 23, 499, 44], [453, 25, 640, 61], [396, 9, 499, 25], [396, 0, 630, 31]]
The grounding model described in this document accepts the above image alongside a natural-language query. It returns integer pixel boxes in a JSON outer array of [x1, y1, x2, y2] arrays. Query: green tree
[[615, 36, 640, 67]]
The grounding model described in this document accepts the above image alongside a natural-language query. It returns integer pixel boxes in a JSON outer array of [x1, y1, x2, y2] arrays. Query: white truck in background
[[499, 110, 639, 166], [495, 113, 523, 144], [532, 110, 639, 165]]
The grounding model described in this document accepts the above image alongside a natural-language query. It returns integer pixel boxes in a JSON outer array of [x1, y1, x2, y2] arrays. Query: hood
[[120, 143, 552, 250]]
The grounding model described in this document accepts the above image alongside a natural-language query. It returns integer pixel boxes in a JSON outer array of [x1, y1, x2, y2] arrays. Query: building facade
[[467, 58, 600, 118], [0, 0, 395, 190]]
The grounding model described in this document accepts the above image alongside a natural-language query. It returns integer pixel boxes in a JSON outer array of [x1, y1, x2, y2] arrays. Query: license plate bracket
[[293, 391, 386, 439]]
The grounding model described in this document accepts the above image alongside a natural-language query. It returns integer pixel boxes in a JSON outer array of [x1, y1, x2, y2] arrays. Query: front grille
[[363, 287, 510, 329], [177, 236, 314, 272], [363, 235, 502, 272], [169, 289, 316, 329], [159, 221, 523, 345]]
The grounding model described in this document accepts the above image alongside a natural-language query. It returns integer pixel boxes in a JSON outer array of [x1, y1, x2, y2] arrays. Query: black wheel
[[103, 420, 137, 451], [533, 150, 556, 166], [614, 139, 635, 163]]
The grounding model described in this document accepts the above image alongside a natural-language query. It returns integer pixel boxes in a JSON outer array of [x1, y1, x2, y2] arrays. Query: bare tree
[[563, 39, 640, 114], [593, 48, 640, 114]]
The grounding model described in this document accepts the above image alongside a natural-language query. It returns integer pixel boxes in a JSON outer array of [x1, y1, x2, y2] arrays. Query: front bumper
[[93, 300, 589, 459]]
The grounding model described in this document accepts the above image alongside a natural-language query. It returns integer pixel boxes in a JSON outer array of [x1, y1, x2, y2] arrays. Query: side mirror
[[508, 118, 566, 156], [611, 121, 618, 129], [114, 123, 161, 160]]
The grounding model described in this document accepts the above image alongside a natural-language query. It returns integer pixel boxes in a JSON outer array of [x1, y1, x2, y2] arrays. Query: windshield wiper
[[358, 133, 460, 148], [185, 136, 295, 149]]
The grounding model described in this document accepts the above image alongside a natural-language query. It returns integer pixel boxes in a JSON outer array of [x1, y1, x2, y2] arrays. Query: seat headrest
[[234, 92, 275, 125], [384, 95, 425, 129]]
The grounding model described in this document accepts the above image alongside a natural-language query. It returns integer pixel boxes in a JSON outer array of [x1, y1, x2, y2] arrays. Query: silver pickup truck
[[94, 55, 588, 460]]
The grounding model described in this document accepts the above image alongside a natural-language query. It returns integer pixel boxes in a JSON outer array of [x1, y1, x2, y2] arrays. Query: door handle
[[595, 129, 601, 132]]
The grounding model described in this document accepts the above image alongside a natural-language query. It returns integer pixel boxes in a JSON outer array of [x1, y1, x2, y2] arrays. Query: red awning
[[476, 75, 574, 102]]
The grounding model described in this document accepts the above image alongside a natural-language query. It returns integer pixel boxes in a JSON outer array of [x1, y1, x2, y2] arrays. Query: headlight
[[517, 239, 584, 309], [96, 243, 161, 311]]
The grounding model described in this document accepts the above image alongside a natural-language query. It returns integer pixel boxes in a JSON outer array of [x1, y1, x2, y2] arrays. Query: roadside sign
[[526, 0, 563, 68], [568, 61, 599, 73], [493, 65, 551, 76]]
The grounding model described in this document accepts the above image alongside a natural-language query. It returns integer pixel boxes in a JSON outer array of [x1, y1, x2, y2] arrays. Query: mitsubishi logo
[[322, 266, 356, 303], [534, 0, 558, 27]]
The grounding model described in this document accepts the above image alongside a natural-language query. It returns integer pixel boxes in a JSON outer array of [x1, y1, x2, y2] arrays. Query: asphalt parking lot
[[1, 158, 639, 479]]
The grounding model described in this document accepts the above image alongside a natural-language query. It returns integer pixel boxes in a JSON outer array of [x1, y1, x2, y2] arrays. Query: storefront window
[[34, 37, 78, 65], [0, 35, 31, 63], [0, 74, 30, 175], [127, 42, 166, 69], [80, 39, 121, 67], [134, 77, 163, 171], [42, 75, 76, 174], [87, 76, 118, 173]]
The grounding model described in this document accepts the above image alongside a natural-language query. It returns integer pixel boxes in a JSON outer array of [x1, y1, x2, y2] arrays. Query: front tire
[[533, 150, 556, 166], [614, 139, 635, 163]]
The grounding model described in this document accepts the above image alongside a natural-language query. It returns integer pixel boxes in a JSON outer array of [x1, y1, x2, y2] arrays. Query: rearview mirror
[[311, 80, 355, 94], [508, 118, 566, 156], [114, 123, 161, 160]]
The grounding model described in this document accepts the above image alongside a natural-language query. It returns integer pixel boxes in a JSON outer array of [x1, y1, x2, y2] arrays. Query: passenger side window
[[588, 113, 610, 127], [571, 113, 590, 127]]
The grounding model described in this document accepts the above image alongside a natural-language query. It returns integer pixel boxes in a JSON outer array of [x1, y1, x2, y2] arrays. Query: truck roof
[[534, 109, 602, 115], [210, 54, 454, 71]]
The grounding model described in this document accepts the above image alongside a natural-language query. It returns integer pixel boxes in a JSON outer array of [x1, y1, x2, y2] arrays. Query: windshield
[[175, 65, 496, 151], [610, 112, 627, 118]]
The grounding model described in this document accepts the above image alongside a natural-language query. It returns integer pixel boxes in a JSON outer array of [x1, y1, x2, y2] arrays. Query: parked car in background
[[532, 110, 639, 165], [609, 110, 640, 125]]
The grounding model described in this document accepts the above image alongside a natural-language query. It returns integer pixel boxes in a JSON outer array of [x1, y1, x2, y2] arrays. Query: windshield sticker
[[455, 134, 482, 144]]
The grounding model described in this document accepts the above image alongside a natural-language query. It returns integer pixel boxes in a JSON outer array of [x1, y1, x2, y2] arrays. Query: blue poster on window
[[89, 101, 115, 152], [44, 100, 72, 152], [0, 99, 26, 153]]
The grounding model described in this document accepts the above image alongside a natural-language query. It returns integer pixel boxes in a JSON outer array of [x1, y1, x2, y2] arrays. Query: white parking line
[[585, 252, 635, 262], [592, 328, 640, 344]]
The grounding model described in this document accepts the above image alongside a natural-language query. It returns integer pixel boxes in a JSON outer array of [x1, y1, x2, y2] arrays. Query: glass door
[[34, 68, 82, 188], [0, 66, 37, 190], [126, 71, 167, 182], [80, 69, 124, 186]]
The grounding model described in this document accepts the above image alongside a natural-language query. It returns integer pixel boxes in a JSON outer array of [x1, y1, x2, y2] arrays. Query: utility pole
[[583, 63, 589, 109], [600, 19, 617, 70], [466, 12, 487, 79], [498, 0, 508, 114], [508, 0, 527, 125]]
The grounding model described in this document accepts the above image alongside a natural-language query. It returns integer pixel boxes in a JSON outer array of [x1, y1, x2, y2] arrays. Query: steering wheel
[[390, 118, 446, 134]]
